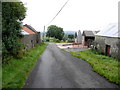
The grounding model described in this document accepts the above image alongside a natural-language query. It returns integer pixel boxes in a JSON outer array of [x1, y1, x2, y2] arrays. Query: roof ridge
[[24, 24, 38, 33]]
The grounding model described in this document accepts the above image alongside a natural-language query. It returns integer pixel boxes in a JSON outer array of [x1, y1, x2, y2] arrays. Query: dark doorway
[[106, 45, 110, 56], [31, 40, 34, 47]]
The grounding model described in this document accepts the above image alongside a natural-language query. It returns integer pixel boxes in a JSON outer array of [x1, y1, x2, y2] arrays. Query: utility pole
[[43, 26, 45, 42]]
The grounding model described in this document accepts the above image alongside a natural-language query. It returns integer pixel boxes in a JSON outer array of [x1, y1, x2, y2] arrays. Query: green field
[[70, 50, 119, 85], [2, 43, 48, 88]]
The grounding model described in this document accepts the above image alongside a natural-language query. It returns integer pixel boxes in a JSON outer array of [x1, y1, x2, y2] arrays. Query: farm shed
[[21, 24, 41, 50], [95, 23, 120, 59], [82, 30, 99, 46]]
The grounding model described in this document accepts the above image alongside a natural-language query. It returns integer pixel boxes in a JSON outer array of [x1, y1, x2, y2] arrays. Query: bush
[[2, 44, 48, 88], [2, 40, 26, 64], [46, 39, 50, 42], [2, 2, 26, 61], [91, 49, 105, 55], [55, 39, 60, 43]]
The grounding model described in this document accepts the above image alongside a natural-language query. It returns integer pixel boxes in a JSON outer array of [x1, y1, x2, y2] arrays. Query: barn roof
[[96, 23, 120, 38], [24, 24, 38, 33], [82, 31, 99, 37], [22, 26, 36, 35], [21, 29, 29, 35], [82, 31, 94, 37]]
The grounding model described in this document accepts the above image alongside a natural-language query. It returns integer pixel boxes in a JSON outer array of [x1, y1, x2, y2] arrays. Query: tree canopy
[[68, 34, 74, 39], [2, 2, 26, 58], [46, 25, 64, 40]]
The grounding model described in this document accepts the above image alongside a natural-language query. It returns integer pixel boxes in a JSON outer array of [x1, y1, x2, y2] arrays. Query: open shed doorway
[[106, 45, 111, 56]]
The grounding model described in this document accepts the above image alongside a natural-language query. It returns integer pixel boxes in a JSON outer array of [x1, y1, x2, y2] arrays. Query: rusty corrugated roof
[[83, 31, 94, 37], [82, 30, 99, 37], [24, 24, 38, 33], [22, 26, 35, 34]]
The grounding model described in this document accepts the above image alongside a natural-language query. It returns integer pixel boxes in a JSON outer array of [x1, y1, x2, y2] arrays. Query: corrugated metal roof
[[22, 26, 35, 35], [21, 30, 29, 35], [96, 23, 120, 38], [82, 31, 99, 37], [24, 24, 38, 33], [83, 31, 94, 37]]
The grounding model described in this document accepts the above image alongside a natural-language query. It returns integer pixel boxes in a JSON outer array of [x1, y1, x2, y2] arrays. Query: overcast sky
[[20, 0, 119, 32]]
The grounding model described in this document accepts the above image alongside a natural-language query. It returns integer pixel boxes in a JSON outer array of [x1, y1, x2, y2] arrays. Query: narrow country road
[[24, 43, 118, 88]]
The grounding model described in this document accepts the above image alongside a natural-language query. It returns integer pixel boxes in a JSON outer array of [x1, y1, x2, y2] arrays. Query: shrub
[[46, 39, 50, 42], [55, 39, 60, 43], [2, 2, 26, 61]]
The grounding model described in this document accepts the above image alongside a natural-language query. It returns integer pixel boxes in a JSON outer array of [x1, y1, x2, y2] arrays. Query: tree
[[63, 34, 68, 41], [75, 32, 77, 38], [68, 34, 74, 39], [46, 25, 64, 40], [2, 2, 26, 58]]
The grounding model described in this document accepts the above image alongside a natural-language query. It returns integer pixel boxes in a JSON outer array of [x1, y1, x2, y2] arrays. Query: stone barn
[[95, 23, 120, 59], [82, 31, 99, 47], [21, 24, 41, 50]]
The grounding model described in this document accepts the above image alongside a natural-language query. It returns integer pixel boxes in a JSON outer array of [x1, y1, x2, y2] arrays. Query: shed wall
[[22, 33, 41, 50], [95, 36, 119, 59]]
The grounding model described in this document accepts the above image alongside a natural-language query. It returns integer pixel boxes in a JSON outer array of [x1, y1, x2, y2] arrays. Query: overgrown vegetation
[[45, 37, 68, 43], [2, 2, 26, 61], [70, 50, 119, 85], [2, 43, 48, 88]]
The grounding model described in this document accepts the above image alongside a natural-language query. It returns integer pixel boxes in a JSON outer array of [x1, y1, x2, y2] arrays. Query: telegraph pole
[[43, 26, 45, 42]]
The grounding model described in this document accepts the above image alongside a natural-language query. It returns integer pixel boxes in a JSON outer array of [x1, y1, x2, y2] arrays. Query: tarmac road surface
[[24, 43, 118, 88]]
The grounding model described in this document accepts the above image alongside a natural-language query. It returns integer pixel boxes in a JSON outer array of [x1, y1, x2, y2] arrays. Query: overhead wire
[[46, 0, 70, 26]]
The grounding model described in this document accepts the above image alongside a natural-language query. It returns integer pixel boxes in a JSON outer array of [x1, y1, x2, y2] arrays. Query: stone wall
[[22, 33, 41, 50], [95, 36, 120, 59]]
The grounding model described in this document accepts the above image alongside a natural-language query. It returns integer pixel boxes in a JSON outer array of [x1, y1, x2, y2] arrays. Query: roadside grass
[[2, 43, 48, 88], [70, 50, 119, 85], [0, 63, 1, 89]]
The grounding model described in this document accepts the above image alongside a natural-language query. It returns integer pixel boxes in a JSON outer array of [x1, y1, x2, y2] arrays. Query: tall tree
[[46, 25, 64, 40], [75, 32, 77, 38], [2, 2, 26, 57]]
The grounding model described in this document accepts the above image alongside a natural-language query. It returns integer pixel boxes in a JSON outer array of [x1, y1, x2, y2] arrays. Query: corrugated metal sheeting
[[21, 30, 29, 35], [96, 23, 120, 38], [21, 26, 36, 35]]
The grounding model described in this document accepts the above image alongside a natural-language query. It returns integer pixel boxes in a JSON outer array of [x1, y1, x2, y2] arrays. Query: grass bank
[[2, 43, 48, 88], [70, 50, 119, 85]]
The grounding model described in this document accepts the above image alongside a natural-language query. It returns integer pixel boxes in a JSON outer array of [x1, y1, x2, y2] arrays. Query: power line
[[47, 0, 70, 26]]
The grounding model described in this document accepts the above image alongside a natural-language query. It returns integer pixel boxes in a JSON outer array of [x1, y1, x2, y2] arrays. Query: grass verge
[[70, 50, 119, 85], [2, 43, 48, 88]]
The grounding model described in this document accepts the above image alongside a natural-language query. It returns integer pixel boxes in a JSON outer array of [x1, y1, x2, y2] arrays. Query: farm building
[[82, 30, 99, 46], [95, 23, 120, 59], [21, 24, 41, 50]]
